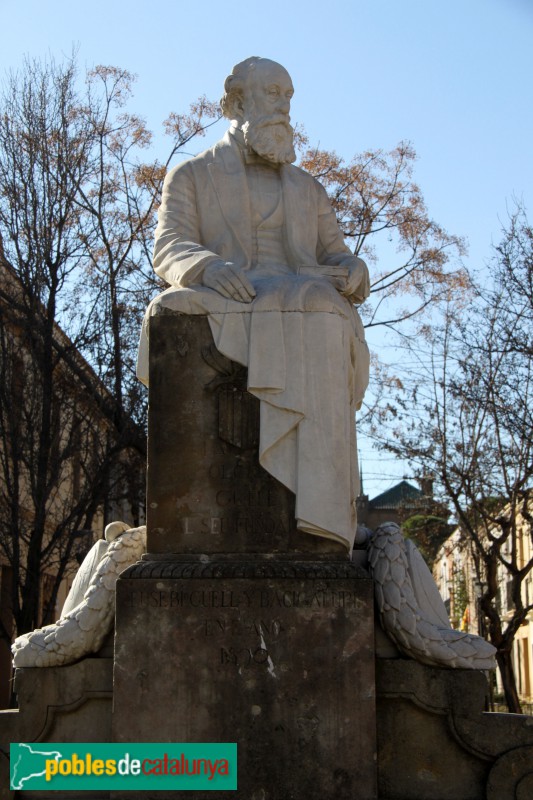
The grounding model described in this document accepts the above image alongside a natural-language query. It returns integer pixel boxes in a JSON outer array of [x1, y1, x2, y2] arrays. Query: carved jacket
[[153, 130, 367, 300]]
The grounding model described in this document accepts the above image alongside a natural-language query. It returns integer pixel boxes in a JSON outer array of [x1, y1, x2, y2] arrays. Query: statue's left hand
[[342, 257, 370, 304]]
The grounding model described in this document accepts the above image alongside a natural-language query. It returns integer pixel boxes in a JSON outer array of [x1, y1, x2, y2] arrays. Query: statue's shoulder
[[165, 135, 233, 183], [285, 161, 314, 179], [283, 162, 329, 198]]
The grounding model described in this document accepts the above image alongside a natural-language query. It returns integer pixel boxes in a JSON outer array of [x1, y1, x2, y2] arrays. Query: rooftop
[[369, 480, 424, 510]]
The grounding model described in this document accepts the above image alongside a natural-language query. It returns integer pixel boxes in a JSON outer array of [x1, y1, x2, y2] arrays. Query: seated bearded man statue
[[137, 56, 370, 553]]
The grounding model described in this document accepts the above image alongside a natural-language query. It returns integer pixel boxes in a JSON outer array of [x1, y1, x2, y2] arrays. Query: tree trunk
[[496, 648, 522, 714]]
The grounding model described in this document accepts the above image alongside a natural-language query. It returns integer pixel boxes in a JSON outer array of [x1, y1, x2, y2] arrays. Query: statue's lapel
[[281, 165, 315, 265], [208, 135, 252, 266]]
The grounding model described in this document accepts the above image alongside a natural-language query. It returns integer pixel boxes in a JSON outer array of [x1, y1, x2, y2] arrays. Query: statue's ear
[[228, 91, 245, 123]]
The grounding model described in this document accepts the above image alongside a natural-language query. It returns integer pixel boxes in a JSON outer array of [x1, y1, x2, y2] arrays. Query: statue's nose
[[278, 95, 291, 114]]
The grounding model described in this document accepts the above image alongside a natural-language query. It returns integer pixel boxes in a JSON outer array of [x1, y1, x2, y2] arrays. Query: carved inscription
[[209, 461, 278, 509], [220, 647, 269, 667], [124, 580, 367, 670], [203, 618, 284, 638], [125, 587, 366, 611], [208, 460, 272, 484], [178, 458, 295, 536], [182, 515, 290, 536], [201, 618, 285, 668]]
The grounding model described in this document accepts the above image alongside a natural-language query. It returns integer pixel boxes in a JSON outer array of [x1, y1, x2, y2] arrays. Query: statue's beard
[[242, 114, 296, 164]]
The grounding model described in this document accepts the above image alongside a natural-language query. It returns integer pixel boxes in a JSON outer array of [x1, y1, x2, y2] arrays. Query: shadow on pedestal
[[0, 636, 113, 800], [376, 659, 533, 800]]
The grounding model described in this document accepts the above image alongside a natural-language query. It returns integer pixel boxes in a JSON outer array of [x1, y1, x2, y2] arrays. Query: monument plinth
[[114, 560, 376, 800], [112, 313, 377, 799]]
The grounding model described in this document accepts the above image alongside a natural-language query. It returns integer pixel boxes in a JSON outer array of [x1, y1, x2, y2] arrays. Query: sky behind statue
[[2, 0, 532, 496]]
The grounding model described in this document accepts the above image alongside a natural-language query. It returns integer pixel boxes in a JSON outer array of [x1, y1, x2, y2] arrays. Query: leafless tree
[[300, 142, 468, 332], [371, 207, 533, 712], [0, 55, 219, 650]]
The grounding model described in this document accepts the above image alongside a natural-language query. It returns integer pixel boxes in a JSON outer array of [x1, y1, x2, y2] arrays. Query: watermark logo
[[10, 743, 237, 791]]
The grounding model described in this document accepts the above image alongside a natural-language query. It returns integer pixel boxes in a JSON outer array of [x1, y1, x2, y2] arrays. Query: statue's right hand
[[203, 262, 256, 303]]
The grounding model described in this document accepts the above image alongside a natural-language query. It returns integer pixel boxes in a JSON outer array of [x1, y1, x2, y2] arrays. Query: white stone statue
[[11, 523, 146, 668], [137, 56, 370, 552]]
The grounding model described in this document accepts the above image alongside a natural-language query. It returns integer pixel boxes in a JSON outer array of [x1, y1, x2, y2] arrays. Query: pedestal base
[[112, 558, 377, 800]]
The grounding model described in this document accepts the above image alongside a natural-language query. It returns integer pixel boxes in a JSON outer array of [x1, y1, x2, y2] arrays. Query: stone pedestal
[[113, 558, 376, 800], [112, 313, 376, 798], [146, 314, 345, 557]]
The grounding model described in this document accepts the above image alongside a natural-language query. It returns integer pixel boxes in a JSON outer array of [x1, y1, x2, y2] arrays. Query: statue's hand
[[342, 257, 370, 304], [203, 262, 256, 303]]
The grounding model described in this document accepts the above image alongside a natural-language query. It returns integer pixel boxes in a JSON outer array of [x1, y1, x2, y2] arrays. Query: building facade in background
[[0, 261, 145, 708], [433, 501, 533, 707]]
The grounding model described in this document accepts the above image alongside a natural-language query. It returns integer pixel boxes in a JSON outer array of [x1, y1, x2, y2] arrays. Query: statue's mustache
[[245, 113, 293, 132]]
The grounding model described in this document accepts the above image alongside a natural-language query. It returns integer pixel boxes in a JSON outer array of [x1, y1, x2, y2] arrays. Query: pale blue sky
[[2, 0, 532, 496]]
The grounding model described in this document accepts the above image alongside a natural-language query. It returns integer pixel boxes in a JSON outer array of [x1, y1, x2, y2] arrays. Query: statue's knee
[[301, 280, 339, 312]]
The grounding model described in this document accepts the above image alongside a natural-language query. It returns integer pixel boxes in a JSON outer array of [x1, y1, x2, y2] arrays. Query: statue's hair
[[220, 56, 264, 119]]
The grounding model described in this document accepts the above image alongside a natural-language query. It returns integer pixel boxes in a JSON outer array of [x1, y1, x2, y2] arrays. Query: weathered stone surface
[[147, 314, 345, 557], [11, 653, 112, 744], [486, 746, 533, 800], [113, 562, 376, 799], [0, 649, 113, 799], [376, 659, 533, 800], [4, 642, 533, 798]]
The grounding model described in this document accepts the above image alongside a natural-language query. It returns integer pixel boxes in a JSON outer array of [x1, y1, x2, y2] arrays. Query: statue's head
[[221, 57, 296, 164]]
